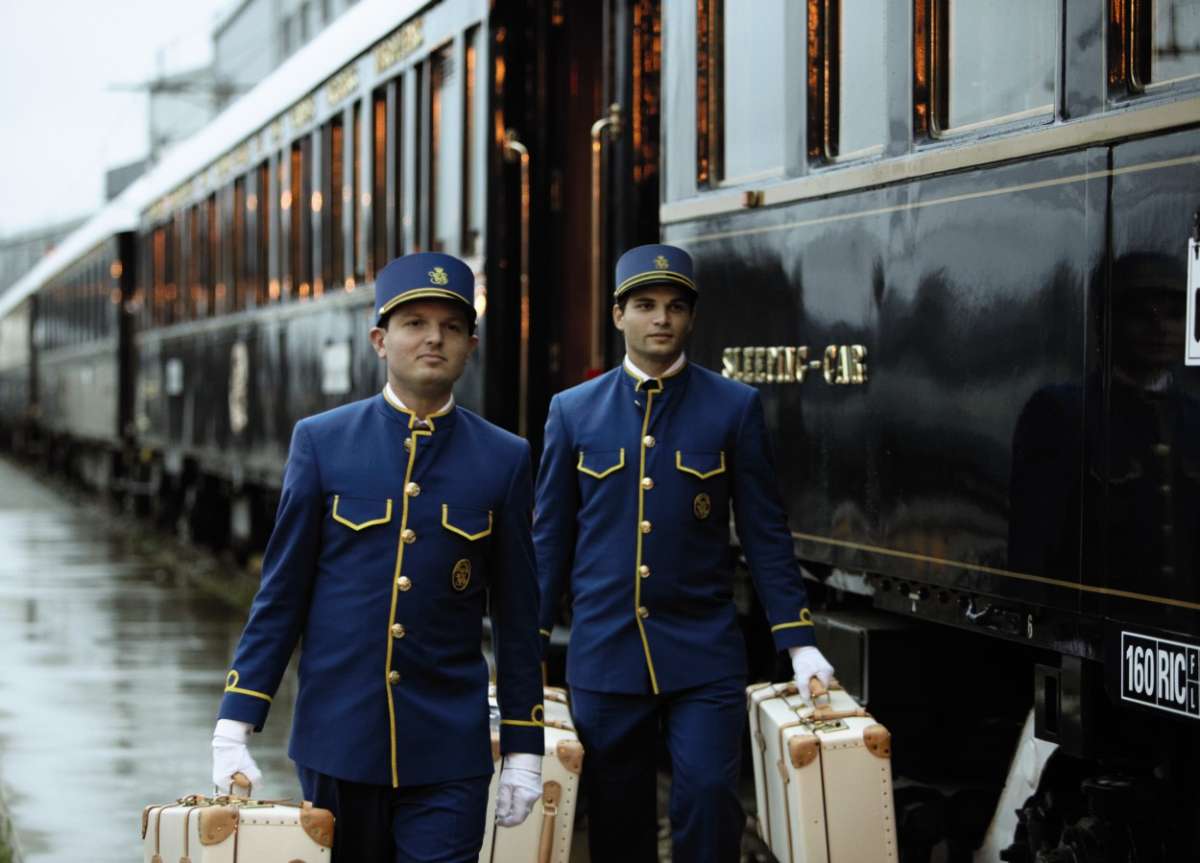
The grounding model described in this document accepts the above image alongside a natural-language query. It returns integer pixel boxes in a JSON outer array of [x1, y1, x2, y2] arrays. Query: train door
[[1100, 126, 1200, 654], [486, 0, 661, 448]]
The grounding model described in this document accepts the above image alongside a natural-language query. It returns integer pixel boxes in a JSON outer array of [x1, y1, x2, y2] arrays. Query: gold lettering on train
[[325, 66, 360, 107], [290, 97, 316, 130], [721, 345, 868, 385], [375, 19, 425, 73]]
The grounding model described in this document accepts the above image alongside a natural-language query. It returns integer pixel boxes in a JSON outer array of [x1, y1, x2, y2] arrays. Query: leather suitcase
[[480, 685, 583, 863], [747, 680, 897, 863], [141, 791, 334, 862]]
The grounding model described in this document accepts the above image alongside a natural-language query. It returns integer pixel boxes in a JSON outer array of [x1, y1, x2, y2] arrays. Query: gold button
[[391, 623, 406, 638], [639, 565, 650, 578], [388, 670, 400, 684], [404, 437, 413, 451], [1154, 443, 1171, 457], [640, 520, 652, 534], [643, 435, 656, 448], [1160, 484, 1173, 496], [397, 576, 412, 591], [402, 528, 416, 543], [637, 606, 649, 619], [405, 482, 421, 497], [641, 477, 654, 490]]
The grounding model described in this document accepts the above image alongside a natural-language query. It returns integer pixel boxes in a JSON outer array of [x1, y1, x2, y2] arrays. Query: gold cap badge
[[452, 559, 471, 591], [429, 266, 449, 285], [654, 255, 670, 270]]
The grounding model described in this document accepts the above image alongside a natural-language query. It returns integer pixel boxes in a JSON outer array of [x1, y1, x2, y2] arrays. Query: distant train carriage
[[0, 204, 138, 485]]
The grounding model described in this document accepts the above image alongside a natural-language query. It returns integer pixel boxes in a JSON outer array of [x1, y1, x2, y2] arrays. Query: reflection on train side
[[1010, 252, 1198, 616]]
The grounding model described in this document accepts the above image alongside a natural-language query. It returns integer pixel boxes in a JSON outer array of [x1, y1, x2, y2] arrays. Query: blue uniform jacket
[[219, 392, 544, 787], [534, 363, 815, 695]]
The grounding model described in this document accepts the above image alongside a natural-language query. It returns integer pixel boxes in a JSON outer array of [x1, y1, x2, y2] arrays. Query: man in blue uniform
[[534, 244, 835, 862], [210, 253, 545, 862]]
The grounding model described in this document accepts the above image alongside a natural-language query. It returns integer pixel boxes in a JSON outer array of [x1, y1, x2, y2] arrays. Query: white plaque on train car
[[1188, 239, 1200, 366], [165, 358, 184, 396], [322, 341, 352, 395]]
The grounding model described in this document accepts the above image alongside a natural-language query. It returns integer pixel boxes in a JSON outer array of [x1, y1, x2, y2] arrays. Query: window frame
[[920, 0, 1061, 139], [809, 0, 887, 165]]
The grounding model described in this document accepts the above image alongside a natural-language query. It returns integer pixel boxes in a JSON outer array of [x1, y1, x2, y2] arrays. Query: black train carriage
[[130, 0, 504, 548], [654, 0, 1200, 859], [0, 208, 138, 486]]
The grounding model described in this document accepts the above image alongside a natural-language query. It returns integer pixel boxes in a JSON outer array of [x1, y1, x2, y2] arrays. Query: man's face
[[613, 285, 695, 365], [369, 299, 477, 396]]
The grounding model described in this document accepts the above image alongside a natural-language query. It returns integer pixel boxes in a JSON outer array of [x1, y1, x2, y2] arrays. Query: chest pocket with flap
[[675, 450, 726, 480], [577, 449, 626, 479], [331, 495, 394, 530], [442, 504, 494, 540]]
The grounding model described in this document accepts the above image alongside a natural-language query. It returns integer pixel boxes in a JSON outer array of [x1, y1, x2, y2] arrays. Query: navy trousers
[[570, 675, 746, 863], [297, 765, 490, 863]]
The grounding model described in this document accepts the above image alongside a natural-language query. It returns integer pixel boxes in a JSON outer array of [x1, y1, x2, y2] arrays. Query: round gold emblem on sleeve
[[452, 559, 472, 591], [693, 492, 712, 520]]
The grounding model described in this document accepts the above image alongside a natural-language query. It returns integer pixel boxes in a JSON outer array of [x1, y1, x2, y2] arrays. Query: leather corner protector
[[556, 738, 584, 774], [198, 805, 238, 846], [300, 807, 335, 848], [864, 723, 892, 759], [542, 780, 562, 807], [788, 734, 820, 769]]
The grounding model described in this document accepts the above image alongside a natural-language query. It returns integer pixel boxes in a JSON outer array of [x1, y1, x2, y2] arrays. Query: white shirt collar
[[384, 383, 455, 419], [623, 352, 687, 382]]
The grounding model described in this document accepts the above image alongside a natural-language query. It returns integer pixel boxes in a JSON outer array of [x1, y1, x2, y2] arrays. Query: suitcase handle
[[229, 771, 252, 797]]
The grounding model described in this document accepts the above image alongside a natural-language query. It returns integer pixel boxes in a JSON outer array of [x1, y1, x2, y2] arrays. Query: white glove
[[495, 752, 541, 827], [789, 645, 835, 707], [211, 718, 263, 793]]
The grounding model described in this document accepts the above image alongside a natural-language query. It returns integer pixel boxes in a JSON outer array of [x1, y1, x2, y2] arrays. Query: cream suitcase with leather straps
[[141, 788, 334, 863], [747, 680, 897, 863], [480, 685, 583, 863]]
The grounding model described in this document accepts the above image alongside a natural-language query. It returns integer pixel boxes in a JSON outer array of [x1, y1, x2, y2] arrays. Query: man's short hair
[[616, 286, 697, 313]]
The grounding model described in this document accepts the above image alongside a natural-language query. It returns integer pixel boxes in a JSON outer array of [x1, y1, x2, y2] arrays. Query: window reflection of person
[[1009, 253, 1198, 613]]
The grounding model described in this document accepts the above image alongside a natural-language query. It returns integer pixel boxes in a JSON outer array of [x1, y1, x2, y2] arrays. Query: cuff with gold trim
[[218, 669, 274, 731], [769, 608, 817, 650], [499, 703, 545, 756]]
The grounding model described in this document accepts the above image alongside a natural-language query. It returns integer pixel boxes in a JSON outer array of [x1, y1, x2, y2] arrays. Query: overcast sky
[[0, 0, 227, 236]]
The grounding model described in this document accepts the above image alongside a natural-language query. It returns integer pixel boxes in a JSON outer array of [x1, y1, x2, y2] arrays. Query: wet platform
[[0, 457, 297, 862]]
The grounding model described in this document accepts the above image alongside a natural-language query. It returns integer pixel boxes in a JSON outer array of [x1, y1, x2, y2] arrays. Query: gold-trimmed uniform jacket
[[534, 363, 816, 695], [219, 393, 544, 787]]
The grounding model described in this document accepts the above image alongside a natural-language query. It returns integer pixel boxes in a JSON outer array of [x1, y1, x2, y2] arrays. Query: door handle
[[503, 129, 531, 436], [590, 103, 622, 374]]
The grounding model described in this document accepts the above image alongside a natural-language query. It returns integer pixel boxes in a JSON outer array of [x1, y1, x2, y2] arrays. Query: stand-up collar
[[622, 353, 688, 393], [381, 384, 456, 430]]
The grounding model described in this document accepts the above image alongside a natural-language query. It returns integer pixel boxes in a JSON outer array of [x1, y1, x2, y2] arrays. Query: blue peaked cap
[[375, 252, 476, 325], [614, 244, 697, 301]]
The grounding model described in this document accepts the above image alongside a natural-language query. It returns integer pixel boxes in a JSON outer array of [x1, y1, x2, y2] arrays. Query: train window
[[463, 26, 482, 258], [929, 0, 1057, 132], [1122, 0, 1200, 88], [205, 194, 219, 316], [290, 139, 314, 298], [233, 177, 248, 311], [810, 0, 886, 161], [352, 99, 363, 281], [392, 79, 409, 258], [698, 0, 788, 185], [372, 88, 388, 275], [429, 44, 460, 252], [324, 116, 345, 294], [256, 161, 270, 305]]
